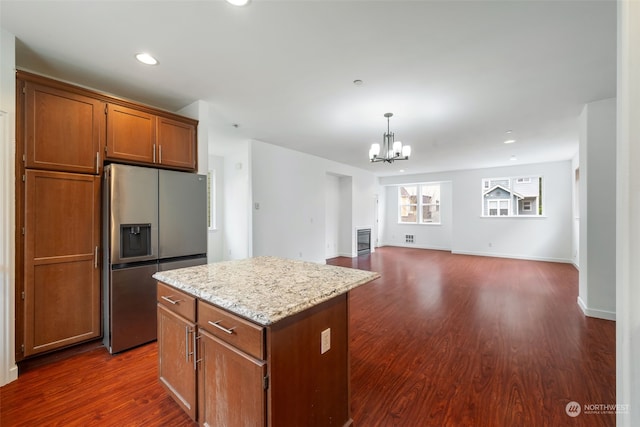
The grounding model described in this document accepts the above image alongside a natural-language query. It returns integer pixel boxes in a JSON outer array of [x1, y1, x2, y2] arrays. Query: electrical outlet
[[321, 328, 331, 354]]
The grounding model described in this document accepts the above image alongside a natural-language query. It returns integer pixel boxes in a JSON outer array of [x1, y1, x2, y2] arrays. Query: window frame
[[398, 183, 441, 225], [481, 175, 544, 218], [208, 169, 217, 230]]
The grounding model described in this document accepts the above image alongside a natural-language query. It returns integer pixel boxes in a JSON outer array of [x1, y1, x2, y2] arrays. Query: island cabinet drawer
[[157, 282, 196, 322], [197, 301, 264, 360]]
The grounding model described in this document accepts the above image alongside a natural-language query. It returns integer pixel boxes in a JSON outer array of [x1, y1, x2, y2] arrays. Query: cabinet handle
[[159, 145, 162, 164], [153, 144, 156, 163], [193, 332, 199, 370], [185, 326, 190, 363], [208, 320, 236, 335], [161, 295, 182, 305], [94, 246, 98, 268], [95, 152, 100, 174]]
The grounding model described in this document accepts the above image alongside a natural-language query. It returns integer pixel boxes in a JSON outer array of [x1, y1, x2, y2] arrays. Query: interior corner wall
[[0, 27, 17, 386], [208, 155, 225, 262], [617, 3, 640, 425], [578, 98, 616, 321], [207, 106, 251, 261], [338, 176, 353, 256], [325, 174, 341, 259], [250, 140, 376, 264], [571, 153, 579, 269], [177, 100, 209, 175]]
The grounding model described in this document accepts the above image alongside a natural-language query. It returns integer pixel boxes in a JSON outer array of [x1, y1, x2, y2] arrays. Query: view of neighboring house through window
[[481, 176, 543, 217], [399, 183, 441, 224]]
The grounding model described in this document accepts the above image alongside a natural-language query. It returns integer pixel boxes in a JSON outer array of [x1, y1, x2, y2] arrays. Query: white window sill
[[480, 215, 547, 219], [397, 222, 442, 226]]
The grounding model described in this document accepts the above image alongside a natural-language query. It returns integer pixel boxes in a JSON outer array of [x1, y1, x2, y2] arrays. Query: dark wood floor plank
[[1, 248, 615, 426], [329, 248, 615, 427]]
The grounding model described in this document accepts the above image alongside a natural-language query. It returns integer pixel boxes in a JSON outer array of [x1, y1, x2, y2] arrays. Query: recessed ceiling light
[[135, 53, 158, 65], [504, 130, 515, 144], [510, 155, 517, 161], [226, 0, 250, 5], [399, 169, 405, 173]]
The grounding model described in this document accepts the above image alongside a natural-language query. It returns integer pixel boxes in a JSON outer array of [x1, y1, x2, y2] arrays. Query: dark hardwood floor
[[1, 247, 615, 426]]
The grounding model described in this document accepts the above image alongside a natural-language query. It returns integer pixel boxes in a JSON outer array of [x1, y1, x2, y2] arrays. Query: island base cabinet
[[268, 294, 351, 427], [198, 329, 267, 427], [157, 304, 197, 421]]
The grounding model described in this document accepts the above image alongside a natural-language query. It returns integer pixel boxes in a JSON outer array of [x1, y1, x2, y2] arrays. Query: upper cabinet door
[[157, 116, 197, 170], [24, 82, 104, 175], [106, 103, 156, 164]]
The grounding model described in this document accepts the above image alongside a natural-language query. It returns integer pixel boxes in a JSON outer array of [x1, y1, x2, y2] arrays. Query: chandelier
[[369, 113, 411, 163]]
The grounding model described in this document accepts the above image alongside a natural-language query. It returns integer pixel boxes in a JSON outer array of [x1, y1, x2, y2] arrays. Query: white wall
[[325, 174, 341, 259], [382, 181, 453, 250], [250, 140, 377, 264], [0, 27, 17, 386], [571, 153, 580, 268], [207, 109, 252, 261], [338, 176, 353, 256], [578, 98, 616, 320], [380, 160, 573, 262], [617, 2, 640, 425], [208, 155, 225, 262]]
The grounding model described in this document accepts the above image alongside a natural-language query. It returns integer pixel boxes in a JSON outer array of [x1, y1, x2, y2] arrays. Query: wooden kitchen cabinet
[[106, 105, 197, 171], [22, 80, 104, 175], [23, 170, 101, 356], [106, 103, 156, 165], [157, 116, 196, 170], [157, 284, 197, 421], [198, 329, 267, 426]]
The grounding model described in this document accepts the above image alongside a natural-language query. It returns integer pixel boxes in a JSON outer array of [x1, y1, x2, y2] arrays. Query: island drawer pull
[[209, 320, 236, 335], [161, 295, 182, 305]]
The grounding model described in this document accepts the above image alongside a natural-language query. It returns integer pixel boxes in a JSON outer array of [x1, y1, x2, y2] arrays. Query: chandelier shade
[[369, 113, 411, 163]]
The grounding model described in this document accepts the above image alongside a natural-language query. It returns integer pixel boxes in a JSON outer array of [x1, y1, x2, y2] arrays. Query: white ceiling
[[1, 0, 616, 176]]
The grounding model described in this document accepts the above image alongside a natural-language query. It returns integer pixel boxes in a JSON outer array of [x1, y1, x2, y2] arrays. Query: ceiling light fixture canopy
[[369, 113, 411, 163]]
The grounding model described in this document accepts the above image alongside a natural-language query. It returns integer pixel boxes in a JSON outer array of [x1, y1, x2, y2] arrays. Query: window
[[482, 175, 543, 217], [399, 183, 441, 224], [208, 170, 216, 230], [399, 185, 418, 223]]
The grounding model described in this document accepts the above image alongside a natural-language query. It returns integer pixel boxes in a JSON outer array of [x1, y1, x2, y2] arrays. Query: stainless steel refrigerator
[[102, 164, 207, 353]]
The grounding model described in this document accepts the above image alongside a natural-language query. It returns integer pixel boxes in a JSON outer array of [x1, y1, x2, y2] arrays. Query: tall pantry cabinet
[[16, 74, 103, 358]]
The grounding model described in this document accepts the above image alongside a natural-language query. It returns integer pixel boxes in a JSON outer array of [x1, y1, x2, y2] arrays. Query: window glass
[[482, 176, 543, 217], [398, 183, 441, 224]]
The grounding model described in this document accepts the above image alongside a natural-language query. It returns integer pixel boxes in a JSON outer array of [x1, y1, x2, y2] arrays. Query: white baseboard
[[379, 243, 451, 252], [577, 296, 616, 321], [451, 250, 573, 264]]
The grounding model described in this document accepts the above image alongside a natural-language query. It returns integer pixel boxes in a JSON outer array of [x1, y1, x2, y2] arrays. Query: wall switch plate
[[321, 328, 331, 354]]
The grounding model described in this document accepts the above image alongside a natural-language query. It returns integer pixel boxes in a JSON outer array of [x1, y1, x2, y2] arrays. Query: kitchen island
[[153, 256, 380, 427]]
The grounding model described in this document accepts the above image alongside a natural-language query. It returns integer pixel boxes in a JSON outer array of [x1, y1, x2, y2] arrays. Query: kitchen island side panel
[[267, 293, 351, 427]]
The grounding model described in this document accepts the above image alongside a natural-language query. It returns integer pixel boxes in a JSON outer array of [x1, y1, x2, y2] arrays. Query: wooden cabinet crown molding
[[16, 70, 198, 127]]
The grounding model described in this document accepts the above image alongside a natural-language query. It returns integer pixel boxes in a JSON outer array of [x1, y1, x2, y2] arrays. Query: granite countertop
[[152, 256, 380, 326]]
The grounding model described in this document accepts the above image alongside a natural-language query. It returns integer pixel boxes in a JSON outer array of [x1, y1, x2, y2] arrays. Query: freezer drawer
[[159, 255, 207, 272], [108, 263, 158, 353]]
